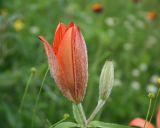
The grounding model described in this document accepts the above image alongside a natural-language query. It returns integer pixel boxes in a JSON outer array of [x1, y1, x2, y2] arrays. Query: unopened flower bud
[[31, 67, 37, 74], [63, 113, 70, 119], [39, 22, 88, 103], [148, 92, 155, 99], [99, 61, 114, 101]]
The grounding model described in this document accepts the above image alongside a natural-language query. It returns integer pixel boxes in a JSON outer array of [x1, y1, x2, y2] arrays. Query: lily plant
[[39, 22, 133, 128]]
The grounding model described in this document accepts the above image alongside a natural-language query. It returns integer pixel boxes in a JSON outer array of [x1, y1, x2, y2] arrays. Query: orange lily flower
[[39, 22, 88, 103], [147, 10, 158, 21], [129, 107, 160, 128], [92, 3, 103, 13]]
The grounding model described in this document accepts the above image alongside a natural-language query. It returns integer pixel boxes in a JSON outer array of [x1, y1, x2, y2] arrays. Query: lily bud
[[39, 22, 88, 103], [99, 61, 114, 101], [31, 67, 37, 74]]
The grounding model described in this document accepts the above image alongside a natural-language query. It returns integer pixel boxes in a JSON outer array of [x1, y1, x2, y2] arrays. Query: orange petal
[[39, 36, 61, 83], [39, 36, 75, 102], [56, 27, 75, 98], [56, 23, 88, 103], [53, 22, 67, 54], [71, 25, 88, 102], [129, 118, 154, 128], [157, 107, 160, 128]]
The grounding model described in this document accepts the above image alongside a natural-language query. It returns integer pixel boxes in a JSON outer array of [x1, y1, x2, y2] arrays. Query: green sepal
[[72, 103, 83, 125]]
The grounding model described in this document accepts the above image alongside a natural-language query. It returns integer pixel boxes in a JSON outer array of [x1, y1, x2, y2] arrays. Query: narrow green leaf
[[53, 122, 79, 128], [88, 121, 132, 128]]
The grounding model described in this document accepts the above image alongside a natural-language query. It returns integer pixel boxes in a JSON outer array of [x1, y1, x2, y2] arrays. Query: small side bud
[[99, 61, 114, 101], [148, 92, 155, 99], [31, 67, 37, 74], [63, 113, 70, 119]]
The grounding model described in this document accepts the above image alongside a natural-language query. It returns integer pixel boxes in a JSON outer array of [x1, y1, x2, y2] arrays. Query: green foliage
[[53, 122, 79, 128], [89, 121, 132, 128], [0, 0, 160, 128]]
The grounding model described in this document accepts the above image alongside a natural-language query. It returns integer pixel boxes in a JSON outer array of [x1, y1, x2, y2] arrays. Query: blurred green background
[[0, 0, 160, 128]]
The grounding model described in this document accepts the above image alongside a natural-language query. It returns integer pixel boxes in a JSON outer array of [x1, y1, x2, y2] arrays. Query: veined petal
[[56, 27, 75, 100], [72, 25, 88, 102], [53, 22, 67, 54], [56, 24, 88, 103], [157, 107, 160, 128], [40, 22, 88, 103], [39, 36, 75, 102], [129, 118, 154, 128]]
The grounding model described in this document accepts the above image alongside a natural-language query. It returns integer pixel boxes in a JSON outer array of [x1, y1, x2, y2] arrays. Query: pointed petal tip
[[59, 21, 64, 24], [68, 22, 76, 27], [56, 22, 67, 30], [39, 36, 44, 41], [39, 36, 48, 43]]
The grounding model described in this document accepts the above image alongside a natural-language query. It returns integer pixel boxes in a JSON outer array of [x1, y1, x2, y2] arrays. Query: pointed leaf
[[54, 122, 79, 128]]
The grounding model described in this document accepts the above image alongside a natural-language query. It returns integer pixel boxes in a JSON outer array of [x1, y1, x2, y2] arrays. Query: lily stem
[[19, 73, 33, 113], [87, 100, 105, 124], [77, 103, 87, 127], [49, 118, 66, 128], [147, 87, 160, 128], [31, 67, 49, 128], [144, 98, 152, 128]]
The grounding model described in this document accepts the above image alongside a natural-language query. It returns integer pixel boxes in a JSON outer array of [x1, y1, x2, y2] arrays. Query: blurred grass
[[0, 0, 160, 127]]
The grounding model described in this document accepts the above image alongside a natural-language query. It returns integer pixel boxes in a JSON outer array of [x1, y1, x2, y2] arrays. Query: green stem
[[147, 87, 160, 128], [31, 67, 49, 128], [144, 98, 152, 128], [87, 100, 105, 124], [77, 103, 87, 127], [49, 118, 66, 128], [19, 73, 33, 113]]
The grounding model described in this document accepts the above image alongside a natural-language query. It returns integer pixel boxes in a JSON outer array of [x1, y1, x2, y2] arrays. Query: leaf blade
[[53, 122, 79, 128], [89, 121, 132, 128]]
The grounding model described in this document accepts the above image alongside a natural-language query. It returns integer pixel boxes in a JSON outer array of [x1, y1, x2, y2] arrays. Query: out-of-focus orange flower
[[129, 107, 160, 128], [39, 22, 88, 103], [92, 3, 103, 13], [13, 19, 24, 31], [147, 10, 158, 21], [129, 118, 154, 128]]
